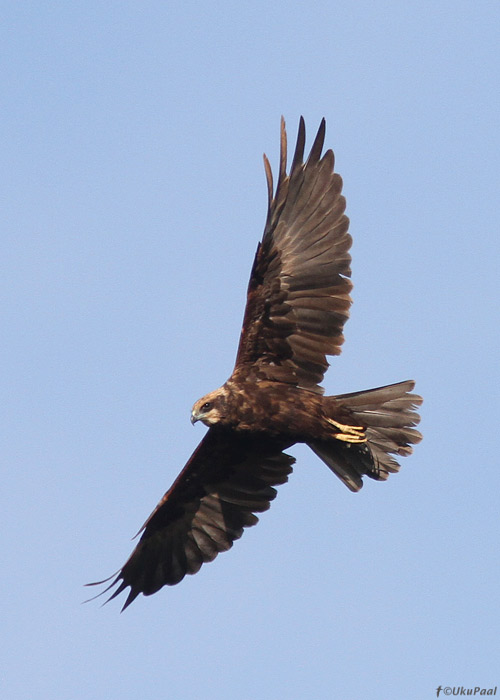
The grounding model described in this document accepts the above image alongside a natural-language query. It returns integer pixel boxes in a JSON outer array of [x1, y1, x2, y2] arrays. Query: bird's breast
[[225, 381, 324, 439]]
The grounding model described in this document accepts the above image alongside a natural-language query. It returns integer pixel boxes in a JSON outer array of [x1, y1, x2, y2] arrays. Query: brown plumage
[[88, 117, 422, 610]]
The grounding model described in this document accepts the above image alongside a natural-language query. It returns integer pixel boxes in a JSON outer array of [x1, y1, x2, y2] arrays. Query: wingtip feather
[[308, 118, 326, 164], [291, 116, 306, 173]]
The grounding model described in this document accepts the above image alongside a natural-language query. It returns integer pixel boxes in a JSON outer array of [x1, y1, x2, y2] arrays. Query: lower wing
[[87, 428, 295, 610]]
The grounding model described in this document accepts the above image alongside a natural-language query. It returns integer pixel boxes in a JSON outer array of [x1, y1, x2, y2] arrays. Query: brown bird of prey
[[90, 117, 422, 610]]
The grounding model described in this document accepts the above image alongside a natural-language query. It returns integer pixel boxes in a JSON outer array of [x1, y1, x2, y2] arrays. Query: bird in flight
[[89, 117, 422, 610]]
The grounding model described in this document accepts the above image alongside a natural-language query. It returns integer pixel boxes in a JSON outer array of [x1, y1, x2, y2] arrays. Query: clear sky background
[[2, 2, 499, 699]]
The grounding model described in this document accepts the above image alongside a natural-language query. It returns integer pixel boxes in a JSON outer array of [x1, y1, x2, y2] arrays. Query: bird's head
[[191, 387, 228, 427]]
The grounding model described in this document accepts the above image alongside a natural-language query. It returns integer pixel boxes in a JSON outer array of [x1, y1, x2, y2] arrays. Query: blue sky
[[2, 2, 499, 699]]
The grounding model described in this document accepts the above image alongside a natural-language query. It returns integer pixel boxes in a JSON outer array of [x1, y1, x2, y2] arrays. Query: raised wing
[[90, 430, 294, 610], [232, 117, 352, 394]]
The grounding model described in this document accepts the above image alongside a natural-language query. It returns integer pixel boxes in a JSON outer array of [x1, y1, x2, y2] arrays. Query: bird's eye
[[201, 402, 212, 412]]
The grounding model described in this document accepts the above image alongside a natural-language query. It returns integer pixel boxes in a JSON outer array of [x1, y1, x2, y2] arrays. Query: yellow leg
[[325, 417, 367, 443], [333, 433, 367, 443]]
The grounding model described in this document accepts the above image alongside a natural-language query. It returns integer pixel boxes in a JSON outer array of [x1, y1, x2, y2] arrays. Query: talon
[[326, 417, 365, 434], [333, 433, 367, 444], [326, 417, 366, 443]]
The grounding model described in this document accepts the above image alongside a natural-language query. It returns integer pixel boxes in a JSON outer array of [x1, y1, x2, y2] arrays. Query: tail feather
[[309, 380, 422, 492], [309, 441, 373, 492]]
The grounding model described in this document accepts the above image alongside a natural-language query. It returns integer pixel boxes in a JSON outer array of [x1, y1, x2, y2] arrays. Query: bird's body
[[90, 117, 422, 610], [192, 380, 328, 437]]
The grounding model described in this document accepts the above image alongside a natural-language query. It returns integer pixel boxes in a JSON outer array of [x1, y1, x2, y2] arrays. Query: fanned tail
[[309, 380, 422, 492]]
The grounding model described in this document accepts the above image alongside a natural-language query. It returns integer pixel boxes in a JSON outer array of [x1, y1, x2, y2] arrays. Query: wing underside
[[89, 429, 294, 609], [233, 117, 352, 393]]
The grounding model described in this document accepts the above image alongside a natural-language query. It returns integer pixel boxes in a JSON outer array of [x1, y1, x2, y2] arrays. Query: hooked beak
[[190, 412, 199, 425]]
